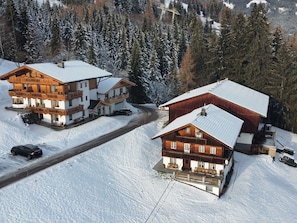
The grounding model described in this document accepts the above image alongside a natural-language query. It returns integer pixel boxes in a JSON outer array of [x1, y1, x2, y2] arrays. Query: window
[[85, 96, 88, 101], [69, 99, 72, 106], [85, 82, 87, 87], [210, 147, 216, 155], [198, 161, 204, 168], [185, 127, 190, 134], [170, 141, 176, 150], [81, 97, 83, 102], [80, 83, 82, 88], [195, 129, 202, 138], [198, 145, 205, 153], [69, 114, 72, 121], [209, 163, 216, 170], [170, 157, 176, 164], [184, 143, 190, 153], [120, 88, 123, 95]]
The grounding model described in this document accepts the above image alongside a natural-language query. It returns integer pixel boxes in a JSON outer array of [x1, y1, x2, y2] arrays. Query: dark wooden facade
[[168, 93, 261, 133], [160, 124, 232, 167]]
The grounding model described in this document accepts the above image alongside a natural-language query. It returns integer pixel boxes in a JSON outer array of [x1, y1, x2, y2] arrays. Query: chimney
[[57, 62, 65, 68], [200, 107, 207, 116]]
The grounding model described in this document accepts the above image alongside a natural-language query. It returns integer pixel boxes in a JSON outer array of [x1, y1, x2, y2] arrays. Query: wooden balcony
[[173, 171, 221, 187], [9, 76, 59, 85], [104, 93, 129, 104], [8, 90, 82, 100], [30, 105, 84, 116], [162, 149, 232, 165]]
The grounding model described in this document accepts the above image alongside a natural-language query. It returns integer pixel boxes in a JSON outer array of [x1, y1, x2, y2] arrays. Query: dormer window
[[195, 129, 203, 138]]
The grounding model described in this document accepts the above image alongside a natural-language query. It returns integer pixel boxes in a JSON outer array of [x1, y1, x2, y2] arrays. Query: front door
[[183, 159, 191, 171]]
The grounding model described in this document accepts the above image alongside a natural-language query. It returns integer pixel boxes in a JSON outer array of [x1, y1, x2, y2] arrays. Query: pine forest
[[1, 0, 297, 132]]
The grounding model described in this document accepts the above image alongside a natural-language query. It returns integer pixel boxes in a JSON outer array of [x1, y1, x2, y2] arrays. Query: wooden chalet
[[152, 104, 244, 196], [89, 77, 136, 116], [0, 61, 134, 127], [159, 78, 270, 153]]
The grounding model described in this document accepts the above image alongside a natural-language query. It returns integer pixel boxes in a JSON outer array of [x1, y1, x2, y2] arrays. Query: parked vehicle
[[276, 147, 295, 156], [11, 144, 43, 160], [112, 109, 132, 116], [279, 153, 297, 167]]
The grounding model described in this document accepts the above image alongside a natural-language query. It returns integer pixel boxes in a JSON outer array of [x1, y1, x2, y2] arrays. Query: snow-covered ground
[[1, 71, 297, 222]]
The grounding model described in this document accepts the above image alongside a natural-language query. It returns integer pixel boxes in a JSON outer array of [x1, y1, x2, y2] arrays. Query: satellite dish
[[225, 160, 229, 165]]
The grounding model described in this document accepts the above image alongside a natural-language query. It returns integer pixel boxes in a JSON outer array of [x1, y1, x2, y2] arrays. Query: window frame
[[198, 145, 205, 153]]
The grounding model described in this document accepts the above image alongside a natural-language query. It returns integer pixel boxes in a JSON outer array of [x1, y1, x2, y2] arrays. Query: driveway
[[0, 105, 158, 189]]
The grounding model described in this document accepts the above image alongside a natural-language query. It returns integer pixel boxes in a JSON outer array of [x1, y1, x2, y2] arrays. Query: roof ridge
[[209, 78, 228, 92]]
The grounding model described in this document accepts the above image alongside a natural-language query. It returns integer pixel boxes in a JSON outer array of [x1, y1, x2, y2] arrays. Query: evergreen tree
[[50, 16, 62, 58], [230, 12, 248, 83], [189, 17, 209, 87], [128, 40, 148, 103], [243, 3, 272, 89], [23, 12, 43, 63], [74, 22, 90, 61], [216, 7, 235, 79]]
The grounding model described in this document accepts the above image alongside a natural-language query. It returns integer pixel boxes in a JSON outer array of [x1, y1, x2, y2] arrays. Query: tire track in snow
[[145, 179, 175, 223]]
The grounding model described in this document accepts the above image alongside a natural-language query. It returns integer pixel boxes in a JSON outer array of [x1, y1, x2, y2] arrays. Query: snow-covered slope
[[0, 64, 297, 222]]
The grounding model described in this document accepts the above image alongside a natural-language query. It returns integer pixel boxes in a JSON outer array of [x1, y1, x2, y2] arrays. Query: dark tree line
[[1, 0, 297, 131]]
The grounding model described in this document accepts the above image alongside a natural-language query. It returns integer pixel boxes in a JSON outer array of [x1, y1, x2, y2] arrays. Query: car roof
[[24, 144, 39, 149], [280, 153, 295, 160], [283, 146, 295, 152]]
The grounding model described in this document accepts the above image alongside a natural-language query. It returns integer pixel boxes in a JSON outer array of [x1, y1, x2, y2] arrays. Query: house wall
[[76, 80, 90, 118], [163, 125, 225, 157], [191, 161, 224, 177], [168, 93, 261, 133]]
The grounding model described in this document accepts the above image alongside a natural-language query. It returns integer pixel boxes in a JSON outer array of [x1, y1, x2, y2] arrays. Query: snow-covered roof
[[26, 60, 112, 83], [160, 79, 269, 117], [0, 59, 22, 76], [98, 77, 136, 94], [153, 104, 244, 148]]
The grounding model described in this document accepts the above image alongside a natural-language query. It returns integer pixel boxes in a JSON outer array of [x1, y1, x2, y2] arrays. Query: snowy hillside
[[0, 69, 297, 221], [225, 0, 297, 34]]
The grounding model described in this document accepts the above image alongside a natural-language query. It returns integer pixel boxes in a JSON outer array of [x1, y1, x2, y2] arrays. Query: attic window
[[195, 129, 202, 138]]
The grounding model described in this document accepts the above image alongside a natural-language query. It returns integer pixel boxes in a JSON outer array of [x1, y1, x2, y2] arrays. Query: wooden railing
[[162, 149, 230, 165], [9, 90, 82, 100], [30, 105, 83, 116], [173, 171, 221, 187], [9, 76, 59, 85], [104, 93, 129, 103]]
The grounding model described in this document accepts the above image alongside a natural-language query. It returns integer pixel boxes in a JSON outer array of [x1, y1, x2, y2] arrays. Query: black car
[[112, 109, 132, 116], [276, 147, 295, 156], [279, 154, 297, 167], [11, 144, 43, 159]]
